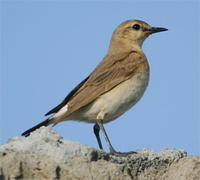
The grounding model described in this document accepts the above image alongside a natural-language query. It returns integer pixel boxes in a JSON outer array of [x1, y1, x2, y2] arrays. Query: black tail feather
[[21, 118, 50, 137]]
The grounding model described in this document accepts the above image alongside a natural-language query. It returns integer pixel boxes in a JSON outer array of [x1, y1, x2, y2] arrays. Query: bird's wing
[[45, 76, 89, 116], [53, 51, 147, 125]]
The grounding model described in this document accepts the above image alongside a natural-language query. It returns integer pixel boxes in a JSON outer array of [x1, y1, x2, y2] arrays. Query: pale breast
[[101, 69, 149, 123]]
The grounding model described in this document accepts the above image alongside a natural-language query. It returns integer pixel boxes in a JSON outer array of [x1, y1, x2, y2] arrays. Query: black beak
[[147, 27, 168, 34]]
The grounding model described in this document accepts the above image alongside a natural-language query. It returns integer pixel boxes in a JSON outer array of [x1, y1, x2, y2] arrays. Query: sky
[[1, 1, 199, 156]]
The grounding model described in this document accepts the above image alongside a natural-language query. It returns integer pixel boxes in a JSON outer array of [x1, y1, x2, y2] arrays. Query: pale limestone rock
[[0, 126, 198, 180]]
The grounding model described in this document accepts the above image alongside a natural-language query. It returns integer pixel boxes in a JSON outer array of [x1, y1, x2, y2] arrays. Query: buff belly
[[66, 70, 149, 124]]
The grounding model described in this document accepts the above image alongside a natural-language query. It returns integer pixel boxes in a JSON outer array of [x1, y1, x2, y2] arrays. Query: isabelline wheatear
[[22, 20, 168, 156]]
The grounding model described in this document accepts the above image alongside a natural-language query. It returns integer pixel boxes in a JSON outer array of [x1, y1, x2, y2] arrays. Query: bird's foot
[[109, 150, 137, 157]]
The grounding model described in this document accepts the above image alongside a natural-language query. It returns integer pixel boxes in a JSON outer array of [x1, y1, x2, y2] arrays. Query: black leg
[[96, 119, 136, 157], [93, 123, 103, 149]]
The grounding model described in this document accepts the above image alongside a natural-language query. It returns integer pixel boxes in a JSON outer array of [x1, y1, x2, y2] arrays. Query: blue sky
[[1, 1, 199, 156]]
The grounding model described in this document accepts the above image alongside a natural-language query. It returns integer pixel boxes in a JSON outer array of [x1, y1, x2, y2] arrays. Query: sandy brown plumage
[[22, 20, 167, 156]]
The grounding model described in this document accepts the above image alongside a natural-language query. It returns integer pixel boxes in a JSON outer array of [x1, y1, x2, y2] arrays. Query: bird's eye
[[132, 24, 140, 30]]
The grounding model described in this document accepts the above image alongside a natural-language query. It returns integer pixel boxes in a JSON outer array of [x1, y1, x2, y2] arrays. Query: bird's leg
[[93, 123, 103, 149], [96, 119, 121, 156], [96, 119, 136, 157]]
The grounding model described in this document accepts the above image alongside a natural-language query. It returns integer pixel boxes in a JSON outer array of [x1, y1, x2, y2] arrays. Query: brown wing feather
[[53, 51, 146, 125]]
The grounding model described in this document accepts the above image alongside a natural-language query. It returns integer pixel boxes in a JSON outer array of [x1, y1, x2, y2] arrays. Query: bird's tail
[[21, 118, 51, 137]]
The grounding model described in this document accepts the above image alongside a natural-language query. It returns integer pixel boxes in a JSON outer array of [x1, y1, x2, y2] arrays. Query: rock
[[167, 156, 200, 180], [0, 126, 198, 180]]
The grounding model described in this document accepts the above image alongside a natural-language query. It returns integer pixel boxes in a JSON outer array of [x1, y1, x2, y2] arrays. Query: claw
[[109, 150, 137, 157]]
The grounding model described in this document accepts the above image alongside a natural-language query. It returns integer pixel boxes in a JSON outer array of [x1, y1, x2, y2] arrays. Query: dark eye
[[132, 24, 140, 30]]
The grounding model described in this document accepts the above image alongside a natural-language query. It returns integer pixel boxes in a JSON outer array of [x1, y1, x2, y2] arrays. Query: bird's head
[[109, 20, 168, 51]]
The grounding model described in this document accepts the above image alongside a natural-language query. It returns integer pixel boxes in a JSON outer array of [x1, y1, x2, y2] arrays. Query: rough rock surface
[[0, 127, 199, 180]]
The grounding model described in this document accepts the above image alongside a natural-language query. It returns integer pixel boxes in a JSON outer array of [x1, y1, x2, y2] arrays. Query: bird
[[22, 20, 168, 156]]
